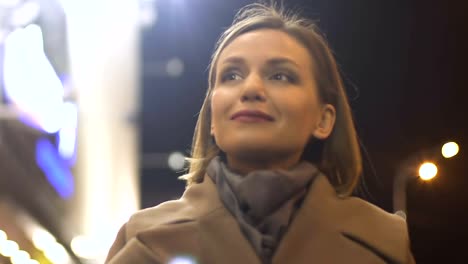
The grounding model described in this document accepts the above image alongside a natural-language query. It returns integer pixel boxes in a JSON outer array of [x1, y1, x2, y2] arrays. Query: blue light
[[36, 138, 74, 199]]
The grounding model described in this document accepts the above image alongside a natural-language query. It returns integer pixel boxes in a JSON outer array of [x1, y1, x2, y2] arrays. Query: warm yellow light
[[442, 142, 459, 158], [419, 162, 438, 181]]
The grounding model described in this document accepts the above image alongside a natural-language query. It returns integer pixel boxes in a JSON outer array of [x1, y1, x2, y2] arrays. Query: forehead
[[217, 29, 313, 68]]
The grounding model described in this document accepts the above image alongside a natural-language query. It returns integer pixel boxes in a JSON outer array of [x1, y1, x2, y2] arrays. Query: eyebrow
[[220, 56, 300, 68]]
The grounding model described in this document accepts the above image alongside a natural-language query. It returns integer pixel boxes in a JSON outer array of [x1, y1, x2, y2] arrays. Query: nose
[[240, 73, 266, 102]]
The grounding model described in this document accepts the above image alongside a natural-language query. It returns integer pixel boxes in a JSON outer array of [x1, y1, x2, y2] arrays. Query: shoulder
[[306, 174, 413, 262], [124, 176, 223, 240], [339, 195, 412, 262], [343, 195, 409, 236], [344, 195, 407, 232], [312, 174, 408, 239]]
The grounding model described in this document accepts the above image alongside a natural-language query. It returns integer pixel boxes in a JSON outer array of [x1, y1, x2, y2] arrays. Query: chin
[[221, 141, 288, 159]]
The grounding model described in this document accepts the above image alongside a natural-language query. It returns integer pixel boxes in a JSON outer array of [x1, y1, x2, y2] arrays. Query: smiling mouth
[[232, 115, 272, 122], [230, 110, 275, 122]]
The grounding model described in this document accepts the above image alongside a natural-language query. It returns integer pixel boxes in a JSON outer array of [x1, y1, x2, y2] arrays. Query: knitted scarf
[[206, 156, 320, 263]]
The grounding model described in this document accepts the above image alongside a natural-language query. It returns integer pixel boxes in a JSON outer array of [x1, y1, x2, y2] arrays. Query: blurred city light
[[70, 236, 90, 259], [0, 0, 20, 7], [36, 138, 75, 199], [0, 230, 6, 241], [32, 229, 71, 264], [442, 141, 459, 158], [168, 151, 185, 171], [0, 230, 39, 263], [32, 229, 56, 252], [71, 235, 100, 259], [3, 24, 65, 133], [419, 162, 438, 181], [71, 234, 116, 260], [10, 1, 41, 27], [44, 242, 70, 264], [58, 102, 78, 162], [166, 57, 185, 78], [10, 250, 31, 264], [139, 1, 158, 28], [0, 240, 19, 257], [168, 256, 197, 264]]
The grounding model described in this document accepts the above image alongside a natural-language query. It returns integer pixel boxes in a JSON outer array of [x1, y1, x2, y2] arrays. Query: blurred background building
[[0, 0, 467, 263]]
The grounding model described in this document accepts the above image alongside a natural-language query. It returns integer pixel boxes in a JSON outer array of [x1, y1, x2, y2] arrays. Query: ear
[[210, 125, 215, 136], [312, 104, 336, 140]]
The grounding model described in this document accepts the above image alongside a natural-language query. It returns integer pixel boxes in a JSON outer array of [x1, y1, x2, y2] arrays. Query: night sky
[[139, 1, 468, 262]]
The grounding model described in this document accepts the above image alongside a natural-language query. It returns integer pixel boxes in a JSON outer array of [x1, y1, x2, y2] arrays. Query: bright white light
[[28, 260, 40, 264], [10, 1, 41, 27], [168, 256, 197, 264], [58, 102, 78, 160], [166, 58, 184, 77], [71, 235, 97, 259], [0, 0, 20, 7], [57, 0, 105, 20], [3, 24, 65, 133], [44, 242, 70, 264], [71, 233, 117, 260], [0, 29, 8, 43], [168, 152, 185, 171], [0, 230, 6, 241], [419, 162, 438, 181], [10, 250, 31, 264], [140, 5, 158, 28], [0, 240, 19, 257], [32, 229, 56, 251], [442, 142, 459, 159], [32, 229, 71, 263]]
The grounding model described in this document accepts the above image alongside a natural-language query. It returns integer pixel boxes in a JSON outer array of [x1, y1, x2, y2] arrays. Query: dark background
[[139, 1, 468, 263]]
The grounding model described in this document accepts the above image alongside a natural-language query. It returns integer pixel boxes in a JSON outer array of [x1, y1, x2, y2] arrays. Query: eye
[[270, 73, 293, 82], [221, 72, 242, 82]]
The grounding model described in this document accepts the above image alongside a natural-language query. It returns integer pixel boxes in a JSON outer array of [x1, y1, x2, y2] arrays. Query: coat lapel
[[273, 174, 408, 264]]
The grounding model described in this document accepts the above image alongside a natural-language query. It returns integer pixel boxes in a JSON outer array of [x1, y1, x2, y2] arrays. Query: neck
[[226, 152, 302, 175]]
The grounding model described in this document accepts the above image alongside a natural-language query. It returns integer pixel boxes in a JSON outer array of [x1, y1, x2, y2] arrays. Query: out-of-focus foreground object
[[0, 0, 141, 263]]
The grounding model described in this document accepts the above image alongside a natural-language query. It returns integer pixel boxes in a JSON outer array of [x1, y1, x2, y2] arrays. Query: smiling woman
[[210, 29, 336, 175], [105, 2, 415, 264]]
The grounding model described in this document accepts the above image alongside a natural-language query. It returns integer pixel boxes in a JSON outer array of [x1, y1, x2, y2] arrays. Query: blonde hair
[[181, 2, 362, 196]]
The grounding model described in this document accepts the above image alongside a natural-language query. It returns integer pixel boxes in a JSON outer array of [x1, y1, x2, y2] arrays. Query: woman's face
[[210, 29, 335, 172]]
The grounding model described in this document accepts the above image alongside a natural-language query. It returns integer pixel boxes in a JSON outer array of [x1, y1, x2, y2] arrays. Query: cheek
[[210, 90, 231, 129], [280, 96, 319, 134]]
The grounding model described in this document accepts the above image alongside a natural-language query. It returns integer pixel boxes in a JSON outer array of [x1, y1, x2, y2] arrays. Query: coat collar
[[127, 173, 410, 264]]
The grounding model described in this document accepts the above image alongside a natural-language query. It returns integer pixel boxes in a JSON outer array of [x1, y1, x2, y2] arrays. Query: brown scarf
[[207, 157, 320, 263]]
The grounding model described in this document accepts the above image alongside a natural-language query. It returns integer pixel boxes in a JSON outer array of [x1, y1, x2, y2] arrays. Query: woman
[[106, 3, 415, 264]]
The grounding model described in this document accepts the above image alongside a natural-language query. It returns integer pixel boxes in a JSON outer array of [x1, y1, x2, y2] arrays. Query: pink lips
[[230, 110, 274, 122]]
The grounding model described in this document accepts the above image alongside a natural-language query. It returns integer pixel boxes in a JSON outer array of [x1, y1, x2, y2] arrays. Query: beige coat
[[106, 174, 415, 263]]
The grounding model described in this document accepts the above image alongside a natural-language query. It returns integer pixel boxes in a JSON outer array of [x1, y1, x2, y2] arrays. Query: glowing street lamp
[[393, 140, 459, 220], [441, 142, 459, 159], [418, 162, 438, 181]]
